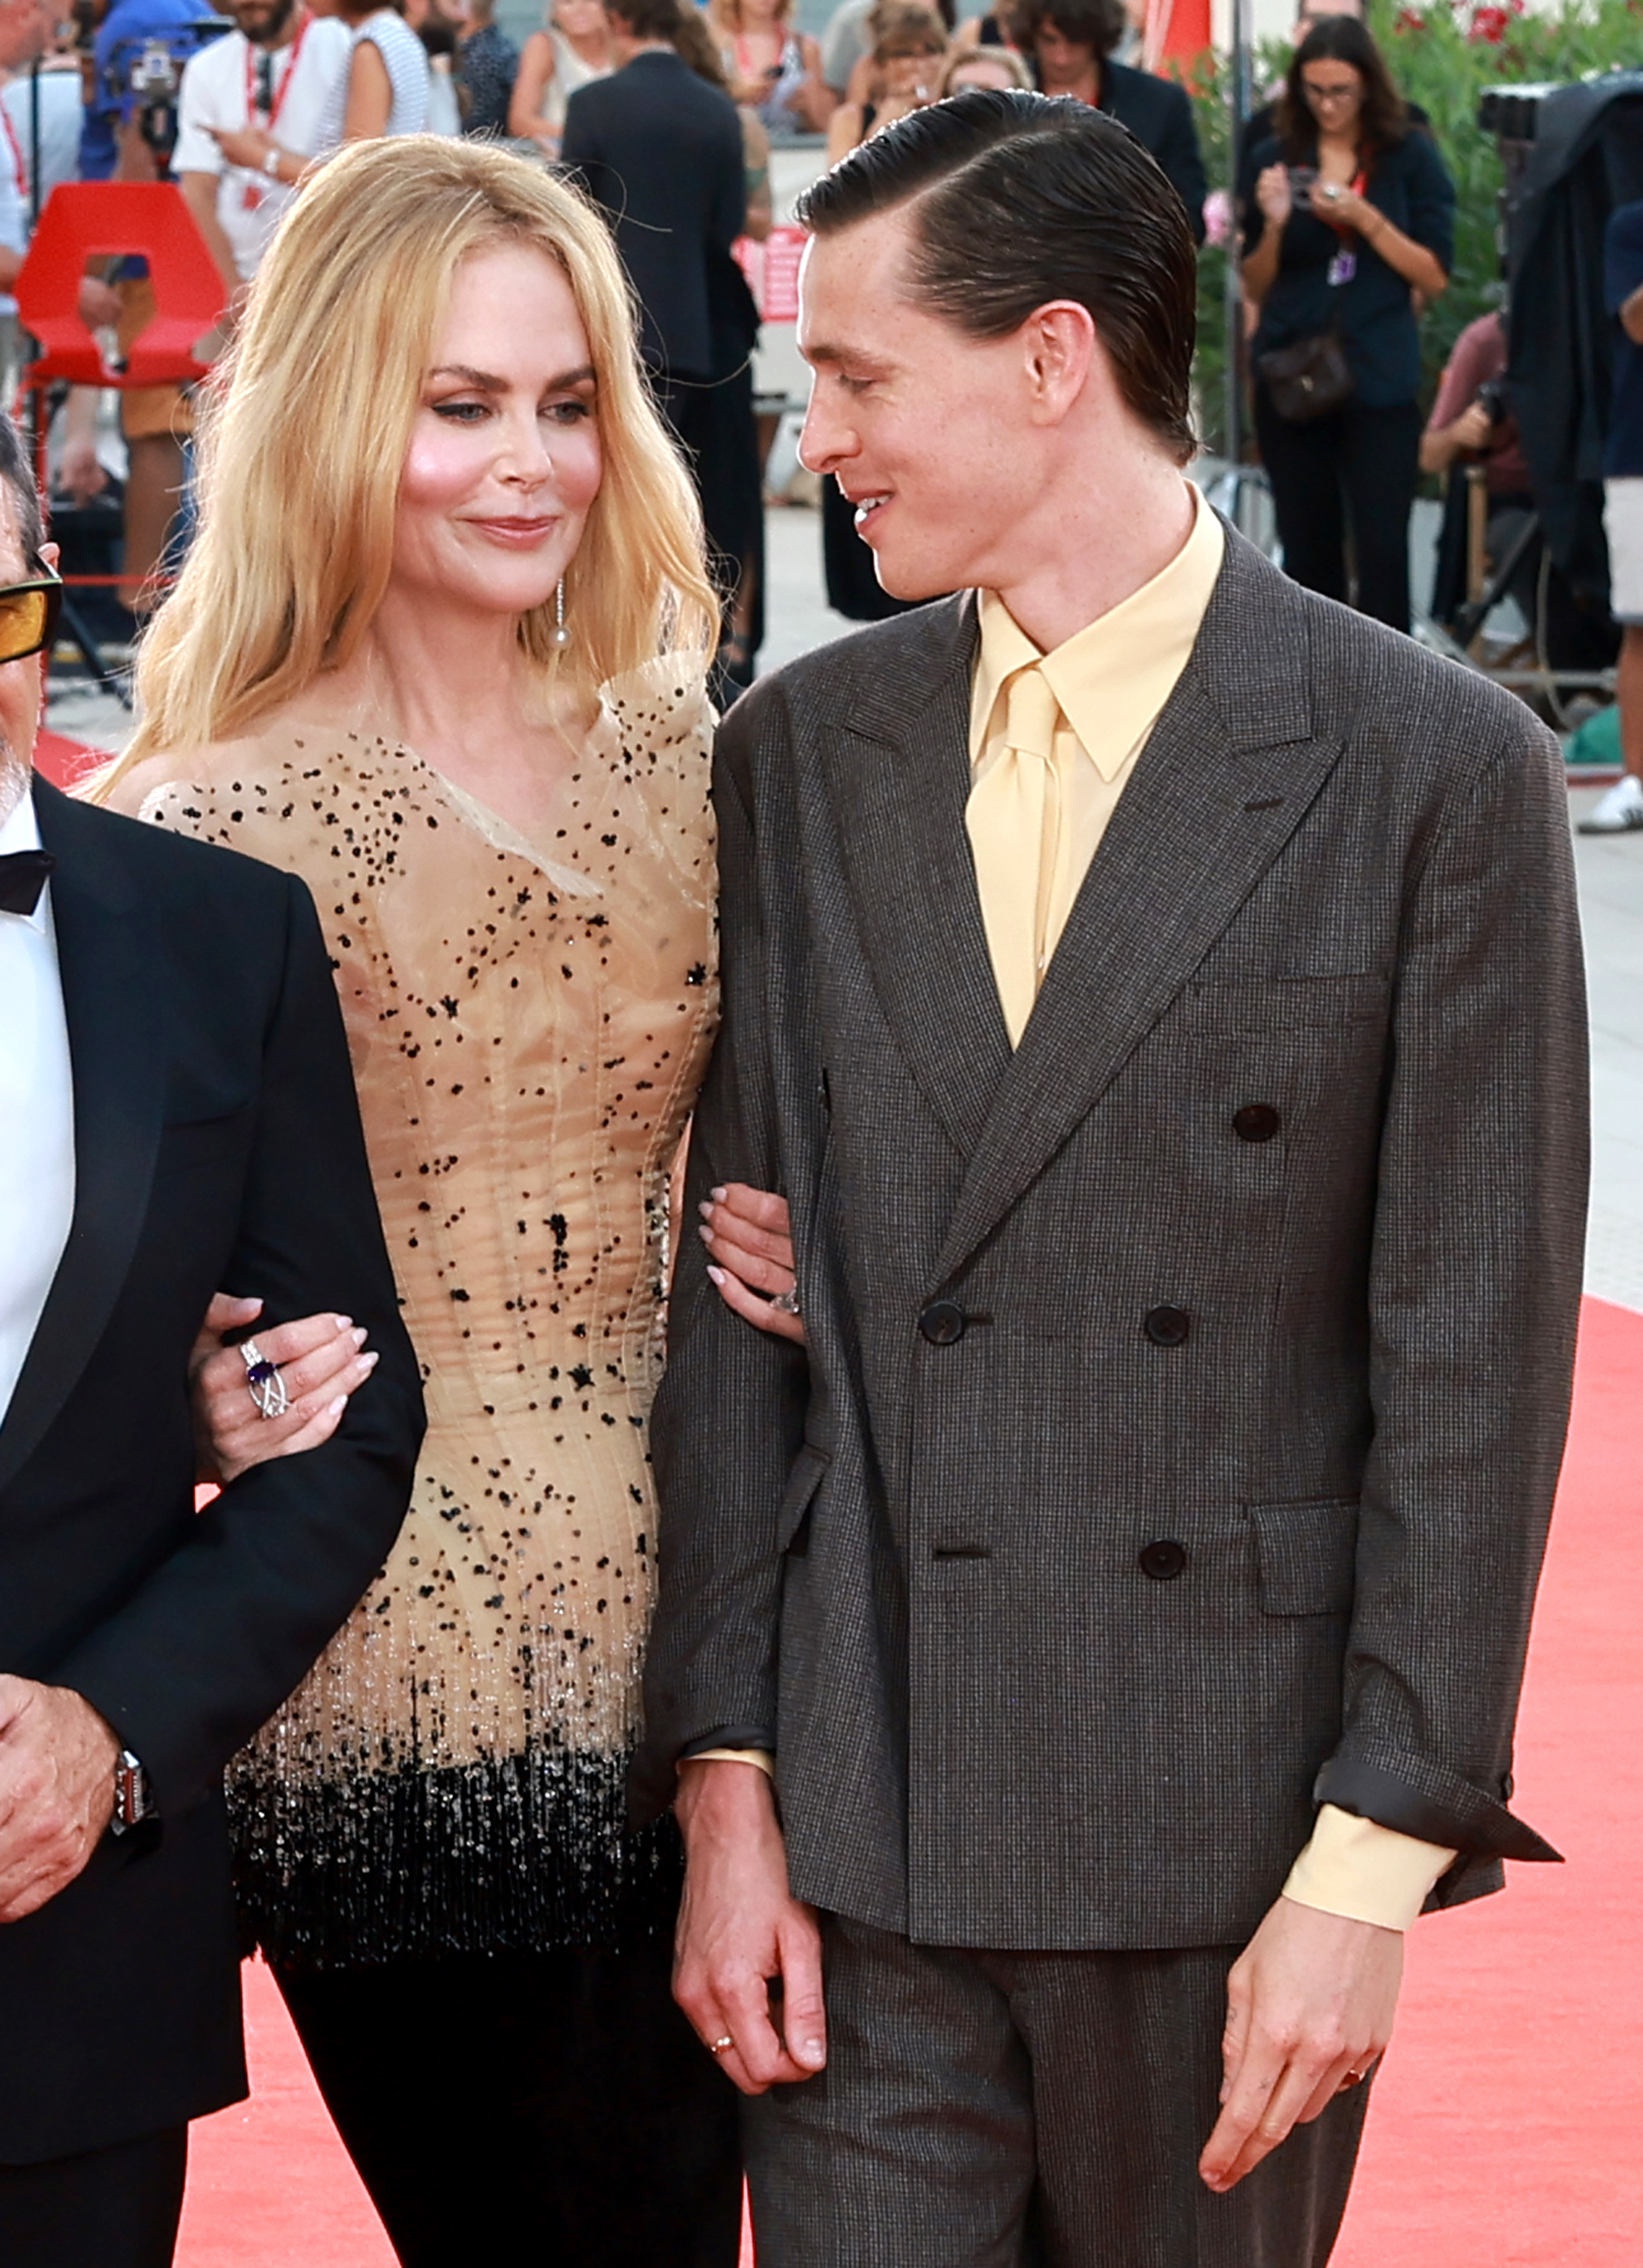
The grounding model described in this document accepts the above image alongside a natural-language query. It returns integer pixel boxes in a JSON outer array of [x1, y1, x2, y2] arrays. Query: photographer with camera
[[1420, 307, 1542, 635]]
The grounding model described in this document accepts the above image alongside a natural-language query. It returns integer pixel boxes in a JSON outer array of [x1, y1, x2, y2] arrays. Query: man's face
[[1034, 24, 1097, 88], [0, 495, 48, 822], [0, 0, 52, 73], [797, 209, 1056, 603], [229, 0, 295, 39]]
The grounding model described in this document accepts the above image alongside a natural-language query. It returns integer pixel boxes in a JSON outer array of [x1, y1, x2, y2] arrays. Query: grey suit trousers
[[744, 1916, 1369, 2268]]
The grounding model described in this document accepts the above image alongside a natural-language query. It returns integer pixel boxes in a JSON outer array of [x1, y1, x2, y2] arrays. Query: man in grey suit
[[634, 91, 1587, 2264]]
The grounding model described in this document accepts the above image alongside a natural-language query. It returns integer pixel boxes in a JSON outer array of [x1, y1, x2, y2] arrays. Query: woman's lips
[[468, 517, 557, 547]]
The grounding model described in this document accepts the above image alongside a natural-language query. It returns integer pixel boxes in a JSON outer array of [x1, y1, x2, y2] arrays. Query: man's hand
[[77, 274, 122, 332], [0, 1676, 122, 1923], [1448, 400, 1496, 454], [208, 122, 276, 173], [673, 1758, 827, 2095], [1198, 1895, 1403, 2193]]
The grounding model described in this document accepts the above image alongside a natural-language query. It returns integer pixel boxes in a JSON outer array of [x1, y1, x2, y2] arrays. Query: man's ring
[[710, 2036, 734, 2055], [240, 1339, 290, 1421], [769, 1286, 801, 1316]]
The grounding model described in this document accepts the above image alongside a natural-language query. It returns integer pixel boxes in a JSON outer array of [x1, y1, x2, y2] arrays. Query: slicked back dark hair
[[606, 0, 683, 40], [0, 413, 44, 571], [795, 90, 1197, 463]]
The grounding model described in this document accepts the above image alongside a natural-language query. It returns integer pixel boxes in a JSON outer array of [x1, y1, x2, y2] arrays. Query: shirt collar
[[971, 481, 1227, 781]]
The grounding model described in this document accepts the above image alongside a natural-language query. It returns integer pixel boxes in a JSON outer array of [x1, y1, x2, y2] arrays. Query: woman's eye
[[432, 400, 489, 423], [544, 399, 593, 425]]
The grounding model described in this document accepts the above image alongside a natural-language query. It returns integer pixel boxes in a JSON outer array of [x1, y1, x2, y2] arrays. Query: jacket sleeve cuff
[[1282, 1803, 1456, 1930], [1315, 1753, 1561, 1864]]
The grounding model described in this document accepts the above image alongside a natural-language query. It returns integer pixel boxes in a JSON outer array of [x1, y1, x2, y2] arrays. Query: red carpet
[[169, 1296, 1642, 2266]]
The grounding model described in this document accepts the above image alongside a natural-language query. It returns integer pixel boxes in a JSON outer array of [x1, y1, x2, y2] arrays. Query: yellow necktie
[[969, 662, 1069, 1045]]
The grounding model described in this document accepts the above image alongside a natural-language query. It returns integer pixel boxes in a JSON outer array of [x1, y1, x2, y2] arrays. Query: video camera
[[70, 1, 231, 167]]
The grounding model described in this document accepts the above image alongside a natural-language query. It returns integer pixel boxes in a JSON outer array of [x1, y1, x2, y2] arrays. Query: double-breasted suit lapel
[[826, 596, 1011, 1160], [822, 535, 1348, 1281], [0, 779, 166, 1496], [935, 540, 1347, 1283]]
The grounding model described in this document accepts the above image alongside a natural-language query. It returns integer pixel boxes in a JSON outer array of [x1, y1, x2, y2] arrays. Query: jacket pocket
[[777, 1442, 830, 1556], [1247, 1496, 1358, 1614]]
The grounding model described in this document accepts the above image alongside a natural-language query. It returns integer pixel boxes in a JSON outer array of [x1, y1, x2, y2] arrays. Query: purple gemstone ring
[[239, 1339, 290, 1421]]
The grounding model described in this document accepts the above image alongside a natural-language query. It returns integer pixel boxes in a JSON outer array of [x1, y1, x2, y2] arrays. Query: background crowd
[[0, 0, 1636, 779]]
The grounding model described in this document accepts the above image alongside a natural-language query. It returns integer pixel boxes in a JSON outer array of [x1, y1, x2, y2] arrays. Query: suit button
[[1143, 1305, 1191, 1347], [1233, 1103, 1281, 1143], [1139, 1539, 1188, 1581], [919, 1300, 967, 1346]]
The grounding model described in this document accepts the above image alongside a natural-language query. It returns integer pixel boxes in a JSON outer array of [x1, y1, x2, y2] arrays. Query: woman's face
[[553, 0, 606, 39], [1300, 57, 1364, 136], [880, 42, 942, 98], [395, 243, 603, 621], [946, 54, 1015, 92]]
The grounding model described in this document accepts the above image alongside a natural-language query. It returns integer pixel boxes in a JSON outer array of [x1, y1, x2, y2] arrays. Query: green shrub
[[1183, 0, 1643, 456]]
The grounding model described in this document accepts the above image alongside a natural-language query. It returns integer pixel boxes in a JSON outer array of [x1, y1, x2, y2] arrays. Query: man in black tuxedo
[[0, 415, 424, 2268]]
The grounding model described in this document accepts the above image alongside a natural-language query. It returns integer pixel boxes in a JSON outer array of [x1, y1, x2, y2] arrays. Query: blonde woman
[[709, 0, 832, 137], [508, 0, 611, 157], [101, 137, 774, 2265], [937, 39, 1028, 94]]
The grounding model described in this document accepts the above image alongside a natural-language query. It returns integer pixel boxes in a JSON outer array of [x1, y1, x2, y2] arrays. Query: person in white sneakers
[[173, 0, 351, 300], [1581, 196, 1643, 835]]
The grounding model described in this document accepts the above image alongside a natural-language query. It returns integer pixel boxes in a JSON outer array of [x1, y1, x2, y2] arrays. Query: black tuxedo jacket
[[561, 50, 750, 381], [0, 778, 424, 2165]]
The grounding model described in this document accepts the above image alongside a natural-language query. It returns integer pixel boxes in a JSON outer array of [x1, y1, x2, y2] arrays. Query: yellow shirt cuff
[[681, 1748, 776, 1779], [1281, 1803, 1457, 1931]]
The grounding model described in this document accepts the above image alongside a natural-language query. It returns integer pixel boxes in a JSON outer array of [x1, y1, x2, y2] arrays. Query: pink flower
[[1202, 188, 1233, 248]]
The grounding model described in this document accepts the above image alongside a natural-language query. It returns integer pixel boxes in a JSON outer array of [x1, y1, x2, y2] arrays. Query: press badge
[[1327, 250, 1357, 288]]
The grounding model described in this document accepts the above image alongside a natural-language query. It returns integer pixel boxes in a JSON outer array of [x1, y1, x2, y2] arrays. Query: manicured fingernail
[[327, 1396, 347, 1416], [698, 1198, 715, 1218], [361, 1350, 379, 1369], [706, 1265, 727, 1285], [709, 1187, 726, 1202], [333, 1316, 352, 1331], [351, 1326, 368, 1347], [699, 1223, 714, 1242], [803, 2039, 824, 2061]]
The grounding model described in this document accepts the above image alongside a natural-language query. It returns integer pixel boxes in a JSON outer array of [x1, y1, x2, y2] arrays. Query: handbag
[[1255, 330, 1354, 423]]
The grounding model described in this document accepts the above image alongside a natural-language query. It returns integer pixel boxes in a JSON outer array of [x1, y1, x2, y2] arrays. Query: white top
[[2, 68, 83, 205], [316, 9, 431, 148], [174, 13, 353, 280], [0, 785, 75, 1430], [537, 26, 609, 135]]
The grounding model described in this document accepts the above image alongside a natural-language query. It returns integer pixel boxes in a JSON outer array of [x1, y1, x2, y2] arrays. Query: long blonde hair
[[113, 137, 715, 776]]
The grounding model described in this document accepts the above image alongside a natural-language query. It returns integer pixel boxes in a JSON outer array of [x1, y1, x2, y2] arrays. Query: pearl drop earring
[[552, 578, 570, 649]]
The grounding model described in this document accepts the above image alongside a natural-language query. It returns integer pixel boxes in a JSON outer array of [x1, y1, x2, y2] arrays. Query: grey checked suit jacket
[[634, 530, 1587, 1952]]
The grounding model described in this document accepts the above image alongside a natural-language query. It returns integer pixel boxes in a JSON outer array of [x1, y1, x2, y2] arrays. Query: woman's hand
[[1255, 162, 1292, 229], [189, 1295, 379, 1484], [1309, 176, 1369, 231], [699, 1184, 804, 1345]]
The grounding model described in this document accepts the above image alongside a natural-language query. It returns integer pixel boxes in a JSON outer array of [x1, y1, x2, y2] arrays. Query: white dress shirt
[[0, 784, 75, 1427]]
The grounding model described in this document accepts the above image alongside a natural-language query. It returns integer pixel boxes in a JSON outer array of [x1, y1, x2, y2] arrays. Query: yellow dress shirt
[[690, 486, 1457, 1933]]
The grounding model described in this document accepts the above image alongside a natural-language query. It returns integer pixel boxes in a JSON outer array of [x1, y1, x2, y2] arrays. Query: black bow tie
[[0, 847, 55, 916]]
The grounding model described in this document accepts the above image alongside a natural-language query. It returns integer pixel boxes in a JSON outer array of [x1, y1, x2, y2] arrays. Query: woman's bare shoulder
[[105, 733, 284, 821]]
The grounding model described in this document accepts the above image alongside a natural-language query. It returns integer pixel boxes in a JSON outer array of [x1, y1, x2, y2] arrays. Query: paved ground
[[47, 505, 1643, 1312]]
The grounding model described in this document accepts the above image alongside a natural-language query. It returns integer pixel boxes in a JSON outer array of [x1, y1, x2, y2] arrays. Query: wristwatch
[[111, 1749, 154, 1835]]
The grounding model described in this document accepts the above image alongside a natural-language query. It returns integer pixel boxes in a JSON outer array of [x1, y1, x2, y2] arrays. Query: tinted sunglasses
[[0, 567, 64, 665]]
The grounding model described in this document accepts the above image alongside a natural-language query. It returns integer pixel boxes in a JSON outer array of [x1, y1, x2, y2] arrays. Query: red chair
[[15, 180, 227, 387]]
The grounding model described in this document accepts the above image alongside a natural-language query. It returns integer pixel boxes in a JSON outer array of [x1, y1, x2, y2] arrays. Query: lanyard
[[246, 9, 312, 131], [1, 105, 24, 201]]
